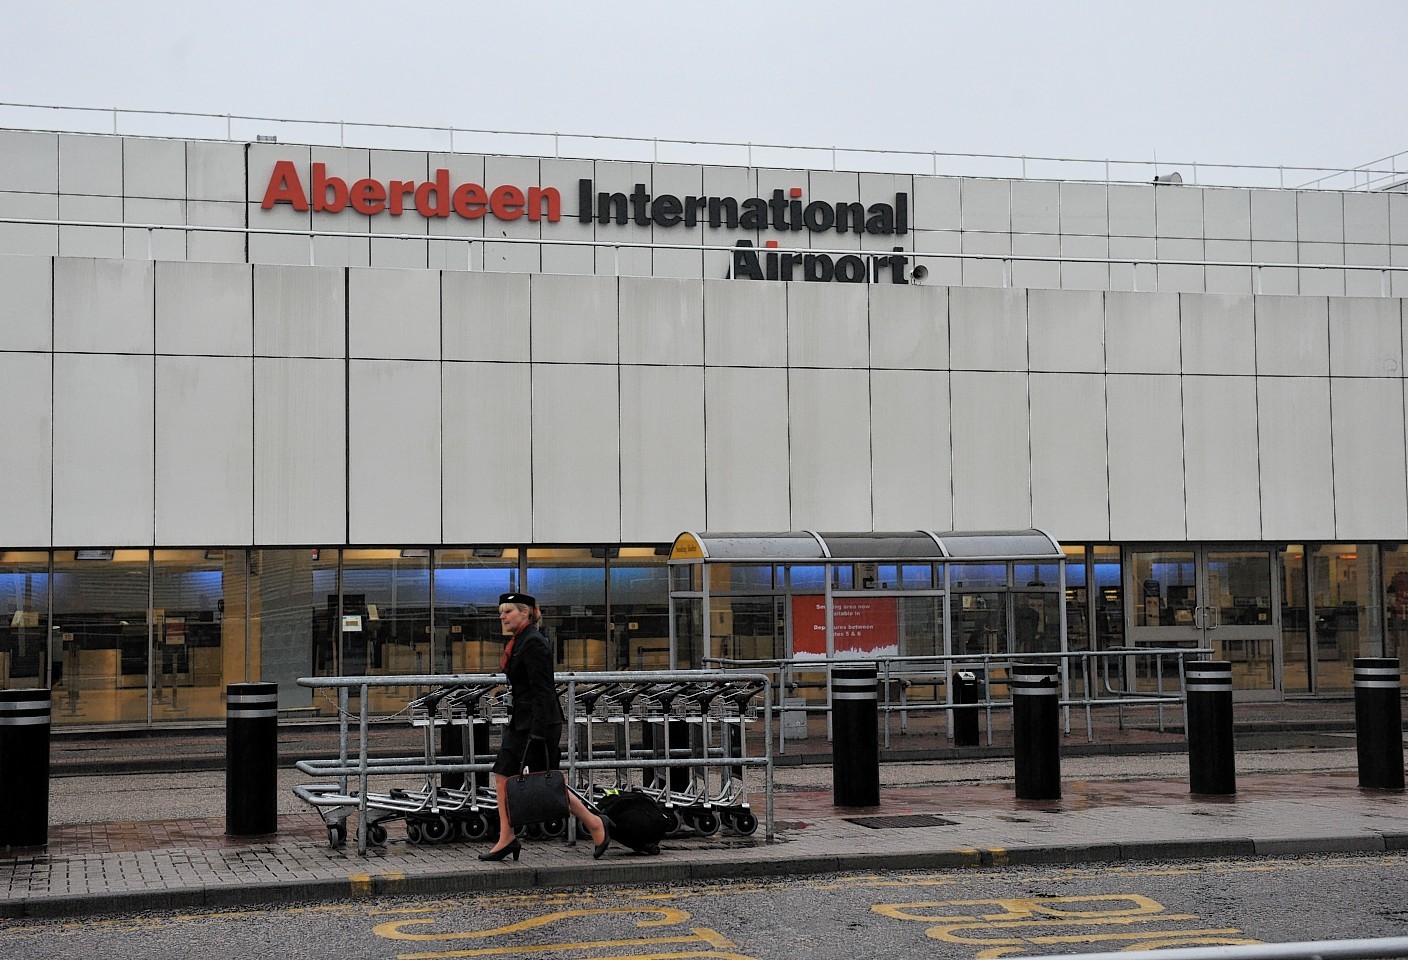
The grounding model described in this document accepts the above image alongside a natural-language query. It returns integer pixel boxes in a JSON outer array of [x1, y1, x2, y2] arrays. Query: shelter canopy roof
[[668, 530, 1062, 564]]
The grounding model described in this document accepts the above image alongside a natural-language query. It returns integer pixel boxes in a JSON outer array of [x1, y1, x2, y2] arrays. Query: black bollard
[[1353, 658, 1404, 791], [1011, 662, 1061, 801], [1185, 660, 1236, 795], [832, 664, 880, 807], [0, 688, 51, 848], [953, 670, 981, 747], [226, 682, 279, 836]]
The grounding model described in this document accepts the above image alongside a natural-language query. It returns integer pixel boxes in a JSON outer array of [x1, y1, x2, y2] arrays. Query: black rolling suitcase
[[597, 789, 672, 855]]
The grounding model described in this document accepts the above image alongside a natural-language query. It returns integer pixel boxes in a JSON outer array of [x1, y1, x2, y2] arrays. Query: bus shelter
[[667, 530, 1067, 669]]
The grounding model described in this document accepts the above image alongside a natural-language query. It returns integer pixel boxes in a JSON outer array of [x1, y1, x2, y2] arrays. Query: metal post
[[953, 670, 980, 746], [1185, 660, 1236, 795], [0, 689, 51, 848], [1012, 662, 1061, 800], [1354, 658, 1404, 791], [226, 681, 279, 836], [831, 664, 879, 807]]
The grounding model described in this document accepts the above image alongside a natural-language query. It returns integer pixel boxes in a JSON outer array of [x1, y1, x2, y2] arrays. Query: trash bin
[[953, 670, 980, 747]]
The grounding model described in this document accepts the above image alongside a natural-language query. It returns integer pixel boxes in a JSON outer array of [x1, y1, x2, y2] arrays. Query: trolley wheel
[[692, 811, 720, 836], [422, 815, 455, 844], [522, 822, 545, 841], [327, 821, 347, 848], [661, 807, 682, 835], [732, 811, 758, 836], [367, 822, 389, 846], [459, 814, 490, 840], [719, 812, 735, 829], [541, 818, 566, 839], [405, 820, 425, 845]]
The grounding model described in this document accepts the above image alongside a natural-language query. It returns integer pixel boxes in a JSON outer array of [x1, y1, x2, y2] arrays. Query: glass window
[[1282, 545, 1309, 694], [528, 548, 606, 671], [1309, 544, 1378, 693], [254, 548, 340, 716], [609, 549, 669, 671], [0, 552, 50, 690], [342, 549, 432, 710], [1384, 545, 1408, 678], [1093, 546, 1123, 648], [950, 563, 1007, 591], [151, 549, 233, 723], [51, 550, 150, 725], [434, 548, 519, 675], [1062, 546, 1089, 651]]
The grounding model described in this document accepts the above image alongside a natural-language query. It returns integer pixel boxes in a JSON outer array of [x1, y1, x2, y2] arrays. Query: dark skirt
[[491, 724, 563, 777]]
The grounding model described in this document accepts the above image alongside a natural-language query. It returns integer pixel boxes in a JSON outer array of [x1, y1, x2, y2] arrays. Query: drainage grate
[[844, 814, 958, 829]]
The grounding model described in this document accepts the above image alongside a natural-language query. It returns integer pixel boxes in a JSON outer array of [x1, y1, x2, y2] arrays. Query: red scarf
[[500, 623, 530, 671]]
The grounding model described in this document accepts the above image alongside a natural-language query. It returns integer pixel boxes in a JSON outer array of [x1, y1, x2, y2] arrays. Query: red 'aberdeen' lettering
[[260, 163, 561, 223]]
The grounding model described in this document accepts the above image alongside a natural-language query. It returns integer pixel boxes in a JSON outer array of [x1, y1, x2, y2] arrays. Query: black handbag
[[504, 739, 569, 828]]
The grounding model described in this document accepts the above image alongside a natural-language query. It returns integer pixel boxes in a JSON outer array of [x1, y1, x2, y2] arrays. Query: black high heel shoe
[[593, 816, 613, 859], [478, 838, 521, 862]]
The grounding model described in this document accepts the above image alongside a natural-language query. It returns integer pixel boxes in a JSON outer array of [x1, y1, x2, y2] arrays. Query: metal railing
[[294, 669, 774, 854], [0, 101, 1403, 191], [3, 216, 1404, 296], [706, 647, 1211, 752], [1036, 936, 1408, 960]]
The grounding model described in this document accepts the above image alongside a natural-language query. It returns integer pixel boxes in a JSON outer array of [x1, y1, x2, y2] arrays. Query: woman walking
[[479, 592, 611, 862]]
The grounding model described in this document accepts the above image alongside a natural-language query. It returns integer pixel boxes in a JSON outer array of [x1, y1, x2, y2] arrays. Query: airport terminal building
[[1, 110, 1406, 726]]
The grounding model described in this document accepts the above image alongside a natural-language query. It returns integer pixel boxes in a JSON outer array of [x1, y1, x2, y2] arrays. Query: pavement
[[3, 696, 1407, 919]]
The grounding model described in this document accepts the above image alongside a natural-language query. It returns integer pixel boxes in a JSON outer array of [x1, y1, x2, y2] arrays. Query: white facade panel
[[1060, 182, 1107, 237], [1255, 295, 1330, 377], [1258, 376, 1335, 541], [0, 130, 56, 192], [1205, 239, 1253, 295], [960, 231, 1010, 288], [1182, 375, 1261, 541], [1251, 240, 1299, 295], [54, 258, 153, 354], [1343, 193, 1390, 245], [57, 134, 120, 196], [253, 264, 345, 359], [788, 368, 872, 530], [1060, 234, 1109, 291], [703, 280, 786, 367], [531, 363, 620, 542], [155, 356, 253, 545], [442, 271, 530, 363], [1028, 289, 1103, 373], [592, 160, 653, 277], [124, 197, 187, 261], [254, 357, 346, 544], [961, 179, 1010, 233], [1181, 293, 1255, 375], [950, 287, 1027, 371], [155, 261, 252, 357], [1108, 185, 1155, 237], [1331, 377, 1408, 541], [348, 360, 441, 544], [1329, 297, 1403, 377], [1204, 188, 1251, 240], [1011, 233, 1061, 290], [0, 352, 52, 546], [787, 282, 869, 369], [871, 369, 952, 530], [869, 284, 947, 370], [620, 365, 705, 541], [58, 195, 124, 259], [442, 361, 532, 543], [1297, 191, 1344, 244], [186, 140, 246, 203], [1250, 190, 1297, 240], [619, 277, 704, 366], [1155, 237, 1205, 293], [187, 200, 248, 264], [124, 137, 186, 200], [1030, 373, 1109, 540], [1155, 185, 1203, 239], [912, 175, 960, 232], [1108, 374, 1185, 540], [53, 353, 153, 546], [1106, 291, 1180, 374], [349, 266, 440, 360], [704, 367, 790, 530], [1108, 236, 1156, 292], [530, 274, 618, 365], [1011, 180, 1060, 235], [0, 255, 53, 352], [950, 371, 1030, 529], [0, 192, 58, 257]]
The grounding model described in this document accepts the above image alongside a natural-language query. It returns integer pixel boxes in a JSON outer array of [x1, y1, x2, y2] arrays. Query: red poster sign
[[791, 596, 898, 659]]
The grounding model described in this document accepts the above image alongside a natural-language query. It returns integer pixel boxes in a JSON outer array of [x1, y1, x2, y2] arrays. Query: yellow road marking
[[375, 906, 692, 941], [394, 927, 740, 960]]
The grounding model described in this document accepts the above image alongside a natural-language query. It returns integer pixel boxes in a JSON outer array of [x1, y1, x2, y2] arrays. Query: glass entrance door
[[1126, 546, 1280, 696]]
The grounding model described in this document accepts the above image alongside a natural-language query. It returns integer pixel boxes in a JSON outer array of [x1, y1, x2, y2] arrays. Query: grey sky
[[2, 0, 1402, 174]]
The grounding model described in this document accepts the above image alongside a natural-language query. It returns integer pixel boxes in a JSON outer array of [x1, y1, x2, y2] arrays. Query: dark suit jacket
[[504, 624, 564, 739]]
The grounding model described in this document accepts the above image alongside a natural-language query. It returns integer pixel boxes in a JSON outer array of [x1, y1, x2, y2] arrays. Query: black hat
[[499, 592, 537, 608]]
